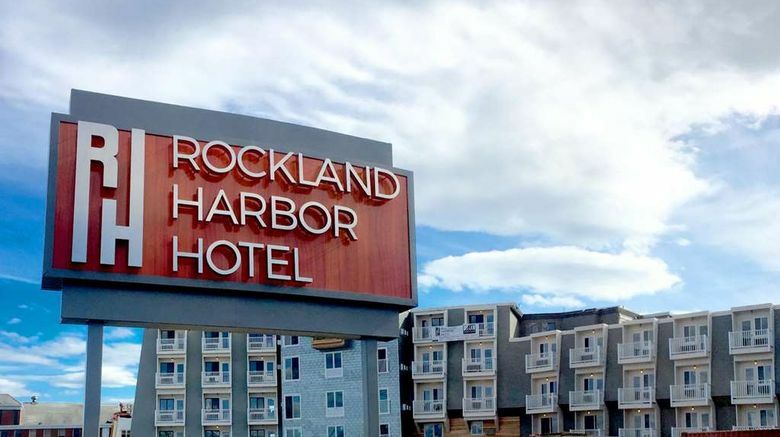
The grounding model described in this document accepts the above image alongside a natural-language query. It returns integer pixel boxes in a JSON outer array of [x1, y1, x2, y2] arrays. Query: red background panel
[[51, 122, 412, 300]]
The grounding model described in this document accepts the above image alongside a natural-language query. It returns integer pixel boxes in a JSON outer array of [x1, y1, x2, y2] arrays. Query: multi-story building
[[0, 395, 127, 436]]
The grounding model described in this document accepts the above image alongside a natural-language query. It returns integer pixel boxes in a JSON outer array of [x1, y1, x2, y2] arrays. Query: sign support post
[[84, 323, 103, 437], [362, 339, 379, 436]]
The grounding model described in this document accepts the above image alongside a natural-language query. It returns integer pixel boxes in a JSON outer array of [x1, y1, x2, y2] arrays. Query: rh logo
[[71, 121, 145, 267]]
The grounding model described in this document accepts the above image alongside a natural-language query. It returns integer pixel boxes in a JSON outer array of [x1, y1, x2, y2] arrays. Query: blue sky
[[1, 1, 780, 403]]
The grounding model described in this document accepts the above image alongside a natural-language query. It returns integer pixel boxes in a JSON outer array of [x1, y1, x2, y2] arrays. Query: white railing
[[201, 408, 231, 424], [618, 341, 654, 362], [669, 335, 708, 358], [670, 384, 710, 405], [729, 329, 773, 352], [618, 386, 654, 407], [247, 370, 275, 386], [570, 346, 602, 367], [156, 372, 185, 387], [412, 400, 445, 416], [475, 322, 495, 337], [202, 336, 231, 353], [325, 406, 345, 418], [570, 429, 603, 436], [525, 393, 557, 413], [733, 425, 778, 431], [247, 335, 275, 352], [412, 360, 446, 377], [619, 428, 655, 437], [463, 397, 496, 414], [157, 337, 186, 354], [155, 409, 185, 425], [730, 380, 774, 402], [462, 358, 495, 374], [526, 351, 556, 372], [414, 326, 441, 341], [247, 407, 276, 422], [672, 427, 710, 437], [569, 390, 603, 409], [202, 371, 231, 386]]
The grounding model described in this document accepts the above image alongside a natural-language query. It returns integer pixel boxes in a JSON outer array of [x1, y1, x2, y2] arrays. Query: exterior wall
[[0, 410, 20, 426]]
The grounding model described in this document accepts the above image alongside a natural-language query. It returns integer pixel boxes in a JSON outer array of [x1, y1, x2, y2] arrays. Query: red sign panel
[[47, 121, 413, 303]]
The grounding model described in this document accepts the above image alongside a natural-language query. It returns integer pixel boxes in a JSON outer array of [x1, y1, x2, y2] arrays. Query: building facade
[[403, 302, 780, 437], [0, 395, 126, 437]]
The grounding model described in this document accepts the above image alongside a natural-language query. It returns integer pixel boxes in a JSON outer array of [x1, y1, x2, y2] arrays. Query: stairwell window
[[327, 426, 345, 437], [284, 395, 301, 419], [284, 356, 300, 381], [325, 352, 343, 378]]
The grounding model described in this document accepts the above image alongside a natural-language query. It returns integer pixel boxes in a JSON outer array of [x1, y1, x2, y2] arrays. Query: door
[[685, 412, 699, 428], [584, 415, 597, 430], [221, 362, 230, 382], [484, 348, 494, 369], [541, 417, 552, 435]]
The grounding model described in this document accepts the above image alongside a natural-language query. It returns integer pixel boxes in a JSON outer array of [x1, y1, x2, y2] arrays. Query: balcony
[[247, 335, 275, 353], [247, 370, 276, 387], [733, 425, 778, 431], [201, 408, 231, 425], [730, 380, 775, 404], [463, 397, 496, 417], [569, 390, 603, 411], [526, 351, 557, 373], [157, 337, 186, 354], [462, 358, 495, 377], [618, 386, 655, 409], [672, 427, 710, 437], [412, 361, 446, 379], [729, 330, 773, 354], [570, 429, 603, 436], [570, 346, 603, 368], [618, 341, 655, 364], [619, 428, 655, 437], [413, 325, 442, 342], [202, 371, 231, 388], [412, 400, 445, 419], [669, 335, 708, 359], [156, 372, 185, 389], [525, 393, 557, 414], [473, 322, 495, 338], [155, 409, 185, 426], [669, 384, 710, 407], [202, 336, 231, 354], [247, 407, 276, 425]]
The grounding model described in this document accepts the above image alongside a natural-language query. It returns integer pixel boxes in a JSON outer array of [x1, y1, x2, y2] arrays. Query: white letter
[[315, 158, 344, 191], [373, 167, 401, 200], [202, 140, 236, 174], [172, 184, 203, 221], [237, 146, 267, 178], [345, 162, 371, 196], [238, 242, 265, 278], [206, 189, 239, 224], [333, 205, 358, 240], [206, 240, 241, 275], [270, 196, 297, 231], [173, 236, 203, 273], [266, 244, 291, 281], [299, 201, 331, 235], [269, 149, 297, 183], [172, 135, 200, 170], [293, 248, 312, 283], [239, 192, 267, 227], [297, 153, 318, 187]]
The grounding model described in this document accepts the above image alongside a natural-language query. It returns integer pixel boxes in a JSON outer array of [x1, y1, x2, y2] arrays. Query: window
[[285, 429, 302, 437], [379, 388, 390, 414], [327, 426, 345, 437], [326, 391, 345, 417], [159, 432, 173, 437], [377, 348, 388, 373], [284, 356, 300, 380], [379, 423, 390, 437], [325, 352, 343, 378], [284, 336, 299, 346], [284, 395, 301, 419], [250, 430, 266, 437], [470, 421, 484, 435]]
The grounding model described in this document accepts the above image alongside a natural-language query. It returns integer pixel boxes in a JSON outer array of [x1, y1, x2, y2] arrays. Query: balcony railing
[[463, 397, 496, 416], [569, 389, 603, 410], [414, 326, 442, 341], [733, 425, 778, 431], [672, 427, 710, 437], [570, 429, 603, 436], [474, 322, 495, 337], [669, 335, 708, 359], [526, 351, 556, 373], [730, 380, 774, 403], [526, 393, 557, 414], [412, 360, 446, 378], [247, 407, 276, 423], [247, 370, 276, 386], [156, 372, 185, 388], [247, 335, 275, 353], [201, 408, 231, 424], [619, 428, 655, 437], [670, 384, 710, 406], [729, 330, 773, 354], [462, 358, 495, 375], [157, 337, 186, 354], [617, 341, 655, 364], [155, 409, 185, 426], [412, 400, 445, 417], [570, 346, 603, 368], [618, 386, 654, 408], [202, 370, 231, 386], [202, 336, 231, 353]]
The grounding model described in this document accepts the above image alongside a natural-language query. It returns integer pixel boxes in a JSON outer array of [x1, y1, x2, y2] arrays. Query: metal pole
[[84, 323, 103, 437], [362, 339, 379, 437]]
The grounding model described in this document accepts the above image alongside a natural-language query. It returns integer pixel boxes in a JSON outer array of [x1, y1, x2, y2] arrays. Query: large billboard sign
[[42, 90, 415, 339]]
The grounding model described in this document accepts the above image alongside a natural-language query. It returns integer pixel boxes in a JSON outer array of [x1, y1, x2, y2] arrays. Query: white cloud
[[6, 318, 21, 325], [522, 294, 585, 308], [105, 327, 136, 341], [0, 377, 31, 397], [419, 246, 681, 302]]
